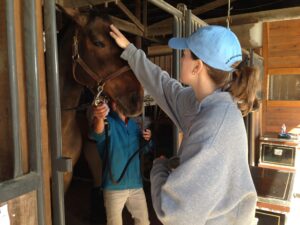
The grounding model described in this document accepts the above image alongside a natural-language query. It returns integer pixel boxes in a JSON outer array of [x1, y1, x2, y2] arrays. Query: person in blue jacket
[[89, 100, 152, 225]]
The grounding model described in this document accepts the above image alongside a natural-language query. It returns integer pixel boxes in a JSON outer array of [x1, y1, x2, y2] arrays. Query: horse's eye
[[93, 40, 105, 48]]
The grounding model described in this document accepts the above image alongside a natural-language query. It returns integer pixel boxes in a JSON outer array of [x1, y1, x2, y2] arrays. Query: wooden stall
[[262, 19, 300, 135]]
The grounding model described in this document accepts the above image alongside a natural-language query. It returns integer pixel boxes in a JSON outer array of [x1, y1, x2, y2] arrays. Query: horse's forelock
[[88, 8, 111, 24], [83, 9, 112, 39]]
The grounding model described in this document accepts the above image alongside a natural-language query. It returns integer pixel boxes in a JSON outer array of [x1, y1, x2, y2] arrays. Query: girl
[[109, 24, 258, 225], [89, 101, 152, 225]]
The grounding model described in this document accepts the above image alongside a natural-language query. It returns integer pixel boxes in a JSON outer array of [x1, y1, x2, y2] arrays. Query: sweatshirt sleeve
[[121, 44, 187, 131], [150, 146, 230, 225]]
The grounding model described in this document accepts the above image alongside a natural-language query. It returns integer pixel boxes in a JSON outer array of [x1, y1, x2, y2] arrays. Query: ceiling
[[80, 0, 300, 25], [56, 0, 300, 44]]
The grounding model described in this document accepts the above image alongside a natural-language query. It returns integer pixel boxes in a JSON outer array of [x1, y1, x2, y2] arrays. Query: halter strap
[[72, 29, 131, 88]]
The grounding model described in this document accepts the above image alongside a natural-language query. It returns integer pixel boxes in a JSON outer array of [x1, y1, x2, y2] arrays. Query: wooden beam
[[205, 7, 300, 26], [147, 17, 173, 36], [56, 0, 115, 8], [192, 0, 237, 15], [135, 0, 142, 48], [110, 16, 143, 36], [147, 45, 172, 56], [115, 0, 144, 32]]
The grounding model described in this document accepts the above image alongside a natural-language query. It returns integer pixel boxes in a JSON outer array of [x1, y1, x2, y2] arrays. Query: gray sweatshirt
[[121, 44, 257, 225]]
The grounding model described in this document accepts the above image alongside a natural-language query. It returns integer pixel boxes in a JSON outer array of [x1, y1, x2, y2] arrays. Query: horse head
[[58, 5, 143, 117]]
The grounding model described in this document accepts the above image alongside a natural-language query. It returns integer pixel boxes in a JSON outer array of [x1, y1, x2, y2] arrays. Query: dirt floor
[[64, 152, 162, 225], [65, 178, 162, 225]]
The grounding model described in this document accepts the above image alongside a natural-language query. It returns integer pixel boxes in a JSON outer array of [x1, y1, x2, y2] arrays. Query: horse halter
[[72, 29, 131, 106]]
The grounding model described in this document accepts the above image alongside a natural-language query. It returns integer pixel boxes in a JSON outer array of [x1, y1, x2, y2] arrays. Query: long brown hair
[[191, 52, 259, 116]]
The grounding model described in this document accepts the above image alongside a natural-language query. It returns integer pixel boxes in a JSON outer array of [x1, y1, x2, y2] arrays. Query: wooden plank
[[0, 0, 14, 181], [110, 16, 143, 36], [269, 35, 300, 45], [269, 19, 300, 32], [147, 45, 172, 56], [269, 28, 300, 38], [267, 101, 300, 107], [115, 0, 144, 32], [147, 17, 173, 37], [192, 0, 237, 15], [8, 191, 38, 225], [166, 55, 173, 75], [262, 23, 269, 134], [36, 0, 52, 224], [268, 56, 300, 69], [269, 48, 300, 57], [135, 0, 142, 48], [257, 202, 290, 213], [159, 55, 165, 71], [268, 68, 300, 75], [205, 7, 300, 26], [56, 0, 115, 8]]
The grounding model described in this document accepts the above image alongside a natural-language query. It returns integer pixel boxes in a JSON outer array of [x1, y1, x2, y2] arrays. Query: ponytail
[[228, 65, 259, 116], [204, 62, 260, 116]]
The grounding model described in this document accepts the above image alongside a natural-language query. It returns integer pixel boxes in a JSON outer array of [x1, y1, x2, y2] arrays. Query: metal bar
[[44, 0, 67, 225], [143, 0, 148, 36], [5, 0, 23, 178], [186, 9, 192, 36], [248, 49, 256, 166], [148, 0, 182, 18], [23, 1, 45, 224], [0, 172, 40, 203], [172, 16, 181, 154]]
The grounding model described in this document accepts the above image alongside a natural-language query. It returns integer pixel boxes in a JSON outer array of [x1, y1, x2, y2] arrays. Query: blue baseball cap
[[168, 25, 242, 72]]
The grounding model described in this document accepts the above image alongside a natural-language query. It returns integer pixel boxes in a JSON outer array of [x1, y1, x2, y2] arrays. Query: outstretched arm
[[110, 24, 190, 131]]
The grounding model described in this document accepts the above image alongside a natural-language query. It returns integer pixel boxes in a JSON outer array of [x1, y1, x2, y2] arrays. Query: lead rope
[[140, 106, 151, 182], [103, 122, 149, 184]]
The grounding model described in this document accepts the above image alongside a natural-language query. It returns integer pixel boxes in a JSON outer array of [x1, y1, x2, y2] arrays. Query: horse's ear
[[56, 4, 88, 27]]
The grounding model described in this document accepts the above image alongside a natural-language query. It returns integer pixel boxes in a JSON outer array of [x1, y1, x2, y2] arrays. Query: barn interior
[[1, 1, 300, 225]]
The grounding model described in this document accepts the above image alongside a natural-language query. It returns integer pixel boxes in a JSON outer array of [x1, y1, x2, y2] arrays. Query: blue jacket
[[89, 111, 151, 190]]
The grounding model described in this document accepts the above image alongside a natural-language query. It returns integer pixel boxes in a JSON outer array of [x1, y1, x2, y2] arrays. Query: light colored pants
[[103, 188, 150, 225]]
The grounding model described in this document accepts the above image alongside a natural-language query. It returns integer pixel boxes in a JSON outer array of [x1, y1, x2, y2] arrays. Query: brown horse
[[57, 5, 144, 190]]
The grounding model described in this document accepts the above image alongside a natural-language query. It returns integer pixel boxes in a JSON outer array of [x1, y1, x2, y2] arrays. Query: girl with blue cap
[[110, 24, 258, 225]]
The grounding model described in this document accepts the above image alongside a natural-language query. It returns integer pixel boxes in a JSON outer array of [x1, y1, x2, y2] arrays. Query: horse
[[57, 5, 144, 191]]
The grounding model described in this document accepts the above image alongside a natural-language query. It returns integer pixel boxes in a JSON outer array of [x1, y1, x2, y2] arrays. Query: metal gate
[[0, 0, 46, 224], [148, 0, 206, 153]]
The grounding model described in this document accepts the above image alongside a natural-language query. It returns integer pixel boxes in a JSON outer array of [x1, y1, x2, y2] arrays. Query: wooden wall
[[262, 19, 300, 135]]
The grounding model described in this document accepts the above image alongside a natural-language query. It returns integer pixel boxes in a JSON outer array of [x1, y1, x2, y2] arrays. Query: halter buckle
[[92, 84, 107, 106]]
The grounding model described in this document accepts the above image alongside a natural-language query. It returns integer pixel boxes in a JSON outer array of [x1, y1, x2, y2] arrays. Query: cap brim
[[168, 37, 188, 50]]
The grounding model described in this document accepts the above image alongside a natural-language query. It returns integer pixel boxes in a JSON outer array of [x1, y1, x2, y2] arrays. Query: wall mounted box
[[259, 134, 299, 171], [250, 166, 295, 213], [255, 209, 285, 225], [259, 143, 296, 169]]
